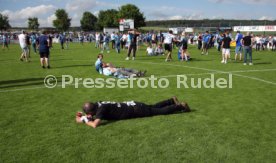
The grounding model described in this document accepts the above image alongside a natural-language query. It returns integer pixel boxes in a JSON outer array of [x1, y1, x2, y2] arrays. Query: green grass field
[[0, 43, 276, 162]]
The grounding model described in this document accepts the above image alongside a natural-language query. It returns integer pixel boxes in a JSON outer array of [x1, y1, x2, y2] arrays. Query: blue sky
[[0, 0, 275, 27]]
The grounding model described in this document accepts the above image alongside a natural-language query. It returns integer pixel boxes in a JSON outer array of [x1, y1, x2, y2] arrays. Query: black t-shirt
[[243, 36, 252, 46], [222, 36, 231, 49], [94, 101, 150, 120], [129, 34, 139, 46], [26, 35, 31, 45], [181, 39, 188, 50]]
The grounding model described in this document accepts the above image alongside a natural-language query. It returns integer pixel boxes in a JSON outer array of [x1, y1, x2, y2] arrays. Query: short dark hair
[[169, 30, 173, 34], [82, 102, 96, 115], [97, 54, 103, 58]]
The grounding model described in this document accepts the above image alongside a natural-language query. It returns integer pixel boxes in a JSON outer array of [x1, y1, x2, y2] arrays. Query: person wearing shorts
[[235, 31, 243, 61], [202, 31, 211, 55], [18, 30, 29, 62], [37, 30, 50, 69], [180, 31, 188, 61], [164, 30, 175, 62], [221, 32, 232, 64], [75, 96, 191, 128]]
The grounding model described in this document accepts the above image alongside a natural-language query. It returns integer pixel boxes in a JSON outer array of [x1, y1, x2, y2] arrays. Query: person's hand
[[76, 116, 82, 123], [76, 112, 82, 117]]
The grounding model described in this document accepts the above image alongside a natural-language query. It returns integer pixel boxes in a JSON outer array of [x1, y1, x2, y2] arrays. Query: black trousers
[[60, 42, 64, 49], [111, 40, 115, 49], [133, 98, 184, 118], [127, 44, 137, 57], [198, 41, 202, 50]]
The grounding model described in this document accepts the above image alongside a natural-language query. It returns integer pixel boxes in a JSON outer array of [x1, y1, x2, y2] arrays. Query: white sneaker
[[201, 52, 204, 55], [224, 60, 227, 64], [243, 63, 247, 65], [206, 52, 208, 55], [107, 51, 110, 53], [132, 57, 135, 60], [221, 60, 225, 63], [125, 57, 129, 60], [249, 63, 253, 66]]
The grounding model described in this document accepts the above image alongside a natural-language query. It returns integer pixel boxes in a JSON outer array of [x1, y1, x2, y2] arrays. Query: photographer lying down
[[76, 96, 191, 128]]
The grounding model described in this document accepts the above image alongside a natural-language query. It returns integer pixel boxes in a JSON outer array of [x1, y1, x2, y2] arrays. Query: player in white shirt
[[95, 32, 100, 48], [18, 30, 29, 62], [163, 30, 176, 62], [255, 36, 261, 51], [121, 33, 128, 50], [111, 32, 115, 49]]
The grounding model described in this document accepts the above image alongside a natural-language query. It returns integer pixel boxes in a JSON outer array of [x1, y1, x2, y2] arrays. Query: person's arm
[[76, 116, 83, 123], [172, 35, 178, 42], [86, 119, 101, 128]]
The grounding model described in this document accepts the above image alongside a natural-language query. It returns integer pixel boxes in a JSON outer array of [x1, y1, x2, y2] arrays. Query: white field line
[[125, 61, 276, 85]]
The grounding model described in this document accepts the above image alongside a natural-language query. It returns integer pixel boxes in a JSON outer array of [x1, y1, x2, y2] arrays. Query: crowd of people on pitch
[[2, 29, 276, 70], [195, 31, 276, 53], [195, 30, 276, 65]]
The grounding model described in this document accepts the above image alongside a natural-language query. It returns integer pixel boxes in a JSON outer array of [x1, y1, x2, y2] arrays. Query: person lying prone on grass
[[95, 53, 146, 78], [75, 96, 191, 128]]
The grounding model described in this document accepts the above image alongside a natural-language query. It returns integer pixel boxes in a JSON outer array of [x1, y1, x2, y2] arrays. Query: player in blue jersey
[[235, 31, 243, 61], [30, 33, 37, 54], [202, 31, 211, 55], [37, 30, 50, 69]]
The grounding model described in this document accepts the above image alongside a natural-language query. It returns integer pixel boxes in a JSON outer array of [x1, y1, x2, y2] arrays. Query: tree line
[[0, 4, 145, 32]]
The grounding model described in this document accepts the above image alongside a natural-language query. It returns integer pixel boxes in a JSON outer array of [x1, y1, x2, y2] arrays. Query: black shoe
[[181, 102, 191, 112], [42, 66, 45, 69], [47, 66, 51, 69], [20, 58, 23, 62]]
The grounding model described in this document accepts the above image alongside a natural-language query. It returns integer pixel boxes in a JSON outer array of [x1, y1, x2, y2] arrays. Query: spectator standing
[[2, 33, 9, 50], [111, 32, 115, 49], [37, 30, 50, 69], [114, 33, 121, 54], [125, 29, 140, 61], [95, 32, 100, 48], [202, 31, 211, 55], [18, 30, 29, 62], [163, 30, 176, 62], [221, 32, 232, 64], [30, 33, 37, 54], [235, 31, 243, 61], [242, 32, 253, 66]]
